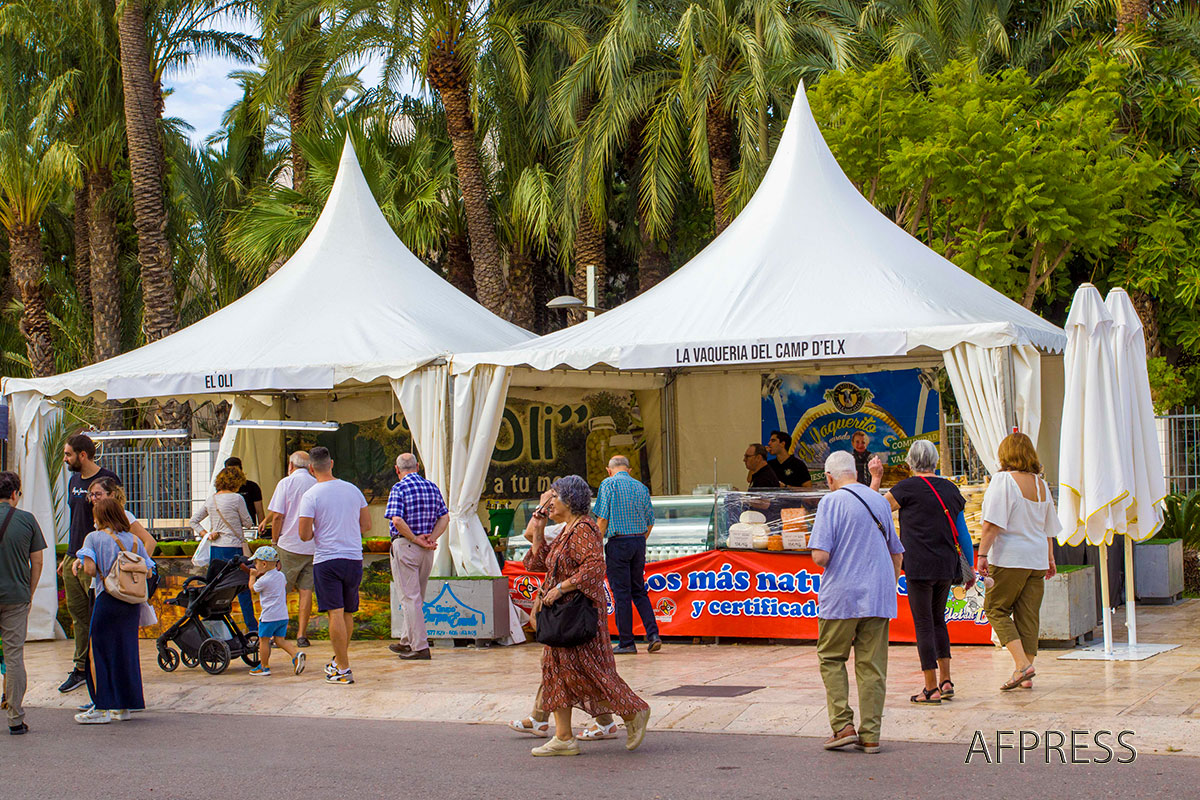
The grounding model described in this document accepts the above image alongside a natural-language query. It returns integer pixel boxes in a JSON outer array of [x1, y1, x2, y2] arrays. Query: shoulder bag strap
[[0, 503, 15, 545], [837, 487, 887, 540], [918, 476, 965, 558], [105, 528, 128, 553]]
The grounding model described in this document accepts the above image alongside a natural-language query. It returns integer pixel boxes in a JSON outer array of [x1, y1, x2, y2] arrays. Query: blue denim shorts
[[257, 619, 288, 640]]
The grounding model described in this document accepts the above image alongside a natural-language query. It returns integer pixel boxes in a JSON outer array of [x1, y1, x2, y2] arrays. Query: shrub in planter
[[363, 537, 391, 553], [179, 541, 198, 556], [156, 542, 182, 557]]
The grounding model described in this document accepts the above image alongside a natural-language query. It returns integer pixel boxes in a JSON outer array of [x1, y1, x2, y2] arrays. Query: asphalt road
[[2, 710, 1189, 799]]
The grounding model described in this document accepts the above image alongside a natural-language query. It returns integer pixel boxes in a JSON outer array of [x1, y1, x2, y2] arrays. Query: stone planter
[[1039, 565, 1098, 648], [1134, 539, 1185, 605], [391, 576, 510, 643]]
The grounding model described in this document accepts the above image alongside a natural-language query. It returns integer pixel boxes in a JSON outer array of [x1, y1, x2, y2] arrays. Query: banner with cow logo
[[761, 367, 941, 483]]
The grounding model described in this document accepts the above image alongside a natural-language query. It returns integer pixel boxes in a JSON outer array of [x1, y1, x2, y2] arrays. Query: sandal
[[1000, 665, 1035, 691], [910, 687, 941, 705], [579, 719, 620, 740], [508, 717, 551, 737], [1020, 679, 1032, 689], [939, 679, 955, 700]]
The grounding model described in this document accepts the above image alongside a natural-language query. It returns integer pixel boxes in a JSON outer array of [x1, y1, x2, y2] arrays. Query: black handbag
[[534, 590, 598, 647]]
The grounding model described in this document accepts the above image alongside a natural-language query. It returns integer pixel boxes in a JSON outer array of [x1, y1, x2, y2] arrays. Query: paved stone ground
[[16, 599, 1200, 758], [2, 712, 1191, 799]]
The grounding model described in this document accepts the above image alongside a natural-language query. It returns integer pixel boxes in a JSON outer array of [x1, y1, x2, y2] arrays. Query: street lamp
[[546, 295, 603, 314]]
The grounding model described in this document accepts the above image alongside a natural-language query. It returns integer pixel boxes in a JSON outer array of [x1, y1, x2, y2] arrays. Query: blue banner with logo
[[761, 368, 940, 477]]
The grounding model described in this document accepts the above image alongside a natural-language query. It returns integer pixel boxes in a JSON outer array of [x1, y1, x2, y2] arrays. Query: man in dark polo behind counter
[[744, 443, 782, 490], [766, 431, 813, 489]]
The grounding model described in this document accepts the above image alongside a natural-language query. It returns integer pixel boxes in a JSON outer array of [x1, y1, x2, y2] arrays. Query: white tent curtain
[[8, 390, 64, 640], [942, 344, 1042, 474], [391, 366, 452, 576], [448, 366, 511, 577]]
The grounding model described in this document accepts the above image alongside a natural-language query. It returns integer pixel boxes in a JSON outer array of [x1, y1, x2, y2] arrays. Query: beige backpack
[[103, 530, 151, 604]]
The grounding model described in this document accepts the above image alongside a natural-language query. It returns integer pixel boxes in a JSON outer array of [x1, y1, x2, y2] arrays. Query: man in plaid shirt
[[386, 453, 448, 661], [594, 455, 661, 654]]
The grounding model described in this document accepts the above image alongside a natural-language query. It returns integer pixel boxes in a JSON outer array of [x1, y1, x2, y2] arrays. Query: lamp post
[[546, 295, 603, 320]]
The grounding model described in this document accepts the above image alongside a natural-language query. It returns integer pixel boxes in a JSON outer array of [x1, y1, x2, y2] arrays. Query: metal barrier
[[1157, 408, 1200, 495], [93, 440, 218, 540], [943, 420, 988, 482]]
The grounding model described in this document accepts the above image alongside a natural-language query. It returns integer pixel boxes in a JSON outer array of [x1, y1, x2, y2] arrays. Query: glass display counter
[[714, 489, 829, 552], [506, 494, 715, 563]]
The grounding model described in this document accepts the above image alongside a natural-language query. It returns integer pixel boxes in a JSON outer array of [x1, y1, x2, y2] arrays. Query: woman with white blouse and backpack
[[977, 433, 1060, 692]]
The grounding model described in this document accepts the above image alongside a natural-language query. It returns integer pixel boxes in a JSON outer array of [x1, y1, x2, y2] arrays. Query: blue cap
[[250, 545, 279, 562]]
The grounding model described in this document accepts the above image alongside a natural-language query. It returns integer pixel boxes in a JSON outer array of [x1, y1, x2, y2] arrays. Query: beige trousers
[[390, 538, 434, 652], [1, 602, 31, 726], [816, 617, 890, 742]]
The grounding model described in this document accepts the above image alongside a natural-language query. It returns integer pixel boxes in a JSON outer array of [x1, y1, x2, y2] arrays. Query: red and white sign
[[503, 550, 994, 644]]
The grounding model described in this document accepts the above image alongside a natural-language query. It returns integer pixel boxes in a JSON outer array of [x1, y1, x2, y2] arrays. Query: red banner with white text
[[503, 550, 994, 644]]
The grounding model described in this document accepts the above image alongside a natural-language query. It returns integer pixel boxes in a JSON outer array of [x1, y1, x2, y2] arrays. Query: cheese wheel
[[739, 510, 767, 525]]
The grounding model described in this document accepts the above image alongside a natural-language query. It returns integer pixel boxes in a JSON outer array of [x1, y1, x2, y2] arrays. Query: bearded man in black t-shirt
[[766, 431, 813, 489], [58, 433, 121, 694]]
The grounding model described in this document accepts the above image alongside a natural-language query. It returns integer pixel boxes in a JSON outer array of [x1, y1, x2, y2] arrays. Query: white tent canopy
[[4, 138, 530, 402], [455, 85, 1065, 376], [3, 138, 533, 640]]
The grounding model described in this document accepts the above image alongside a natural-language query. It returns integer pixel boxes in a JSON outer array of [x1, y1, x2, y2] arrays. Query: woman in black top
[[886, 440, 972, 705]]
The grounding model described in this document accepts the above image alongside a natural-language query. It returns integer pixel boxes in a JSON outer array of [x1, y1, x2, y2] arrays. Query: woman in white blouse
[[190, 466, 256, 632], [977, 433, 1060, 691]]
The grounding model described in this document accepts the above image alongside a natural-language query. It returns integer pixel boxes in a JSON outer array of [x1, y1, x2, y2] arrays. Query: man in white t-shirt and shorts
[[265, 451, 318, 646], [298, 446, 371, 685]]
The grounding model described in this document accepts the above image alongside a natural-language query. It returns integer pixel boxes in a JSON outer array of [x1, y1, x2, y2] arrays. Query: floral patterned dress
[[525, 516, 649, 717]]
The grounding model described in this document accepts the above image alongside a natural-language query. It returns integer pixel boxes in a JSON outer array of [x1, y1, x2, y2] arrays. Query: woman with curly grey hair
[[523, 474, 650, 756]]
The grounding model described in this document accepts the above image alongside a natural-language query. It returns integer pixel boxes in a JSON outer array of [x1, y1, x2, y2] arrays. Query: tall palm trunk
[[286, 17, 322, 191], [627, 122, 669, 293], [707, 98, 735, 233], [444, 230, 476, 299], [1117, 0, 1149, 34], [570, 208, 606, 325], [73, 182, 93, 320], [10, 221, 55, 377], [508, 249, 536, 330], [88, 166, 122, 362], [118, 0, 178, 345], [427, 48, 513, 321]]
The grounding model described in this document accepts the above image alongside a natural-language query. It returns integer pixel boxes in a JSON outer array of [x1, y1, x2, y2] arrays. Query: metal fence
[[943, 419, 989, 482], [1157, 408, 1200, 495], [93, 440, 218, 540]]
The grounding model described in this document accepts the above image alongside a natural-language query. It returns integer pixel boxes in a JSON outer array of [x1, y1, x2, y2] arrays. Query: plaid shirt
[[593, 470, 654, 538], [386, 473, 448, 539]]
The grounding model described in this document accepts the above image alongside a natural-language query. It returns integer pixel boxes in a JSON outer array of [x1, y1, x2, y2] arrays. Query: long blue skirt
[[87, 591, 145, 711]]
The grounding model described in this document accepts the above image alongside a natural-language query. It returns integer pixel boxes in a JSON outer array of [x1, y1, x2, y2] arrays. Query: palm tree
[[676, 0, 852, 231], [374, 0, 582, 320], [118, 0, 179, 345], [0, 44, 80, 376]]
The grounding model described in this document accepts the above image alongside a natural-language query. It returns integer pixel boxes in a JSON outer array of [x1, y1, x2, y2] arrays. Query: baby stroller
[[155, 555, 260, 675]]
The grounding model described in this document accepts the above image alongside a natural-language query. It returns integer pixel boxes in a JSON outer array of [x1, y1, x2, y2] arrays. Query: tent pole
[[1124, 534, 1137, 647], [1099, 544, 1113, 654], [1002, 346, 1018, 432]]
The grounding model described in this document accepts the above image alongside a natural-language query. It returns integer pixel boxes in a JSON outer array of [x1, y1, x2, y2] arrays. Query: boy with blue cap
[[248, 546, 305, 676]]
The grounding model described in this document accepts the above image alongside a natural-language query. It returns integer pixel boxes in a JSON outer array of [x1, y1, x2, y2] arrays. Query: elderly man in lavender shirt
[[808, 450, 904, 755], [386, 453, 448, 662]]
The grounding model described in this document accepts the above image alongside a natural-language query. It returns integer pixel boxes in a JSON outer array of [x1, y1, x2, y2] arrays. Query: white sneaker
[[75, 709, 111, 725], [110, 709, 132, 721]]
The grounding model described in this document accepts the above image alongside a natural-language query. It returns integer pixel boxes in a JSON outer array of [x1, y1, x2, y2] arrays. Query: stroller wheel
[[181, 650, 199, 669], [242, 634, 261, 668], [198, 638, 231, 675], [157, 647, 180, 672]]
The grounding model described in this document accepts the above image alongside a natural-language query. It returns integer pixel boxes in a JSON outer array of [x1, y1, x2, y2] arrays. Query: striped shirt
[[593, 471, 654, 538], [386, 473, 448, 539]]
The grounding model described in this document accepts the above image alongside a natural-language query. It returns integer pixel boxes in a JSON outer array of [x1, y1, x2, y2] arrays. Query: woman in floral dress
[[524, 474, 650, 756]]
